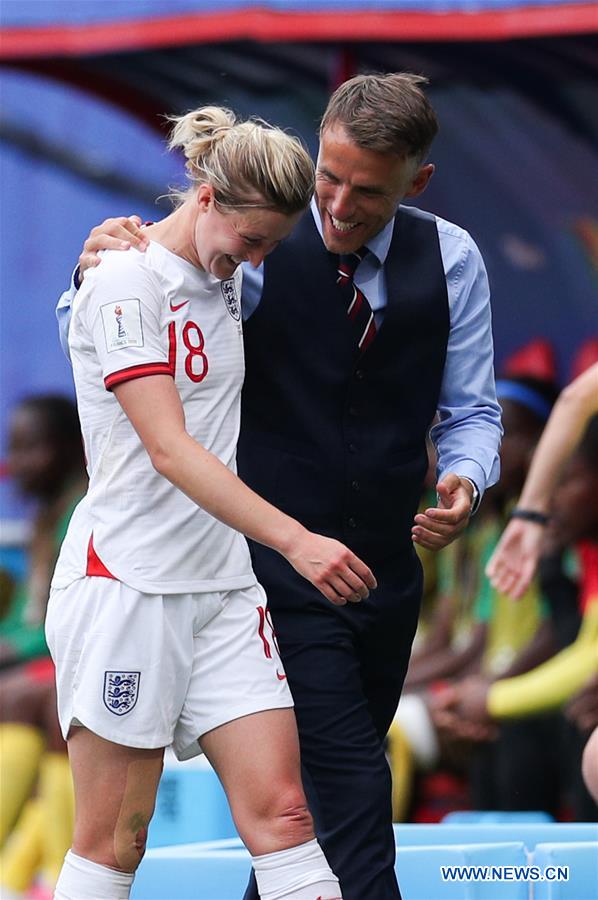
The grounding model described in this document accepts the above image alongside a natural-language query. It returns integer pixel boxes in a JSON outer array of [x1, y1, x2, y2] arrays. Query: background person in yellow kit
[[0, 396, 87, 898], [389, 375, 560, 817], [444, 364, 598, 817]]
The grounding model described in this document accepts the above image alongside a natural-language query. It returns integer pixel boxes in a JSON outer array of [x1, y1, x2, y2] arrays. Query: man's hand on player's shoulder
[[78, 215, 148, 283]]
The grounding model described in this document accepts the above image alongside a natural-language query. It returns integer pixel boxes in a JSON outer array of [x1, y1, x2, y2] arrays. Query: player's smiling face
[[315, 123, 433, 254], [194, 186, 301, 280]]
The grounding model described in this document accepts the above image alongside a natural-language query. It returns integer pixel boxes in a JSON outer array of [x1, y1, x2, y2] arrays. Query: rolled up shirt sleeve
[[431, 224, 502, 496]]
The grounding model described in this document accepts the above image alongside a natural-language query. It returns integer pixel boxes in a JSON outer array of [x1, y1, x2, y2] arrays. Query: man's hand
[[412, 472, 473, 550], [78, 215, 149, 281]]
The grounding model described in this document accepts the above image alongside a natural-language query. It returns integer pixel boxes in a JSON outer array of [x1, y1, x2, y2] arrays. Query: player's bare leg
[[201, 708, 342, 899], [54, 727, 164, 899]]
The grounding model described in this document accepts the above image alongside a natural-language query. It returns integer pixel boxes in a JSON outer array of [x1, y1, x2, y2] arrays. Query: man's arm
[[56, 278, 78, 359], [55, 216, 149, 358], [55, 217, 266, 356], [78, 215, 148, 277], [116, 374, 376, 605], [412, 228, 502, 550]]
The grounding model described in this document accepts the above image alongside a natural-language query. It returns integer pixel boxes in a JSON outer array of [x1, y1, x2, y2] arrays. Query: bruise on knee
[[276, 802, 314, 847], [280, 803, 312, 827], [113, 757, 162, 872]]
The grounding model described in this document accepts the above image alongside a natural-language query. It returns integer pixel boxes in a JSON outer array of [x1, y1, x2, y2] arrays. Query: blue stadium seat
[[148, 760, 237, 848], [533, 842, 598, 900], [394, 822, 598, 852], [395, 842, 528, 899], [132, 826, 598, 899], [133, 839, 532, 900], [131, 840, 251, 900], [443, 811, 554, 824]]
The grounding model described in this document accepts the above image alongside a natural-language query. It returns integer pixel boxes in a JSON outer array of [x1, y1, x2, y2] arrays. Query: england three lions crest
[[103, 671, 140, 716], [221, 279, 241, 321]]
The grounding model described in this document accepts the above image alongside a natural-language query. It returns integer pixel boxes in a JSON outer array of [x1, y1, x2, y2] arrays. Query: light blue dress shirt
[[56, 200, 501, 497]]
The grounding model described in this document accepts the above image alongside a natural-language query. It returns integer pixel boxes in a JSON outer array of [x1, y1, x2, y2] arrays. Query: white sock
[[54, 849, 134, 899], [252, 838, 342, 899]]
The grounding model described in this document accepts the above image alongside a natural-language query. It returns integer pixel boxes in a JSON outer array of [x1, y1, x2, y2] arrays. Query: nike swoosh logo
[[170, 299, 189, 312], [276, 671, 287, 681]]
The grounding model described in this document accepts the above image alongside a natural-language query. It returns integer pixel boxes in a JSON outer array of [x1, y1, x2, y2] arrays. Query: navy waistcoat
[[237, 207, 449, 563]]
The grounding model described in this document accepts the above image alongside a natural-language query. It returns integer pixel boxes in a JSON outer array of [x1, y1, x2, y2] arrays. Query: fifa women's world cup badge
[[114, 305, 126, 338], [221, 279, 241, 322], [103, 671, 140, 715], [100, 298, 144, 352]]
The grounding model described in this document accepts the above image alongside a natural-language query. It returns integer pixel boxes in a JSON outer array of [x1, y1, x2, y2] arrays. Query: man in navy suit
[[59, 73, 501, 899]]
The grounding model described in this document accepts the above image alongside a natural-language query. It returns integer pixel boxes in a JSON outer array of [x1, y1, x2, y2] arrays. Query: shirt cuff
[[459, 476, 480, 514], [438, 459, 487, 512]]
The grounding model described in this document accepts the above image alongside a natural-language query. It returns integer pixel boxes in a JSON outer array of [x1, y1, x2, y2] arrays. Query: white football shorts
[[45, 577, 293, 760]]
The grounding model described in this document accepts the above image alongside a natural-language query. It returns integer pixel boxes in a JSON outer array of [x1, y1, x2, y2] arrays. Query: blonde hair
[[167, 106, 314, 214]]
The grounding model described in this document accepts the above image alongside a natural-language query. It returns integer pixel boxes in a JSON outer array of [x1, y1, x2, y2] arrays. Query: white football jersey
[[52, 242, 256, 594]]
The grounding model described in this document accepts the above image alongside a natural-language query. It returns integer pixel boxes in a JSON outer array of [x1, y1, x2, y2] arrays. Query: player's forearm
[[517, 365, 598, 513], [114, 375, 308, 558], [153, 431, 307, 558]]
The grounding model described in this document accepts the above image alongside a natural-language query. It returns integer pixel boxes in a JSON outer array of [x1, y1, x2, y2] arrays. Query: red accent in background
[[86, 535, 117, 579], [502, 338, 558, 382], [1, 5, 597, 60], [578, 542, 598, 614], [412, 771, 470, 823], [570, 338, 598, 381], [332, 47, 357, 90], [24, 657, 55, 682]]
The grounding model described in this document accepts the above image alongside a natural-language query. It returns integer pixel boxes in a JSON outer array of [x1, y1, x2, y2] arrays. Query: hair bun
[[168, 106, 237, 162], [165, 104, 314, 215]]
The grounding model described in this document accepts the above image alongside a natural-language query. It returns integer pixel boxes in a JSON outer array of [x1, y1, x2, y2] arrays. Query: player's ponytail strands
[[168, 106, 236, 171], [166, 105, 314, 216]]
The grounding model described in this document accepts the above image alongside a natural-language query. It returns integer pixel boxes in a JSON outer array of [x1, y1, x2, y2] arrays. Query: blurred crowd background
[[1, 0, 597, 896]]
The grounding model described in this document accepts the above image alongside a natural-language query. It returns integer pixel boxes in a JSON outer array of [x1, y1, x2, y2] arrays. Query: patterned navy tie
[[337, 247, 377, 353]]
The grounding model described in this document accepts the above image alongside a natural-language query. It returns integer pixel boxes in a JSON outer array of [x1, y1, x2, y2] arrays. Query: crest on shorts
[[221, 279, 241, 321], [103, 671, 140, 716]]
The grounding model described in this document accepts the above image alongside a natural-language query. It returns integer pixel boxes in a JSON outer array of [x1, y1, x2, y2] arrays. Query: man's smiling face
[[315, 123, 433, 254]]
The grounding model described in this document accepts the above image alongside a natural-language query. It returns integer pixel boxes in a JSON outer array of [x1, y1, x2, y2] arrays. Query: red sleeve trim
[[104, 362, 173, 391], [0, 5, 596, 59]]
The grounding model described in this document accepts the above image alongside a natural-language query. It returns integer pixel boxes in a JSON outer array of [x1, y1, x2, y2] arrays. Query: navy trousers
[[242, 554, 422, 900]]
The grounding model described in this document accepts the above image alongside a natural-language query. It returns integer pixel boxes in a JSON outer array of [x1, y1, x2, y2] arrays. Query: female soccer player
[[47, 107, 375, 900]]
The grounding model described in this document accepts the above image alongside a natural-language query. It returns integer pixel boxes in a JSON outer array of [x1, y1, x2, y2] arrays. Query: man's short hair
[[320, 72, 439, 163]]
